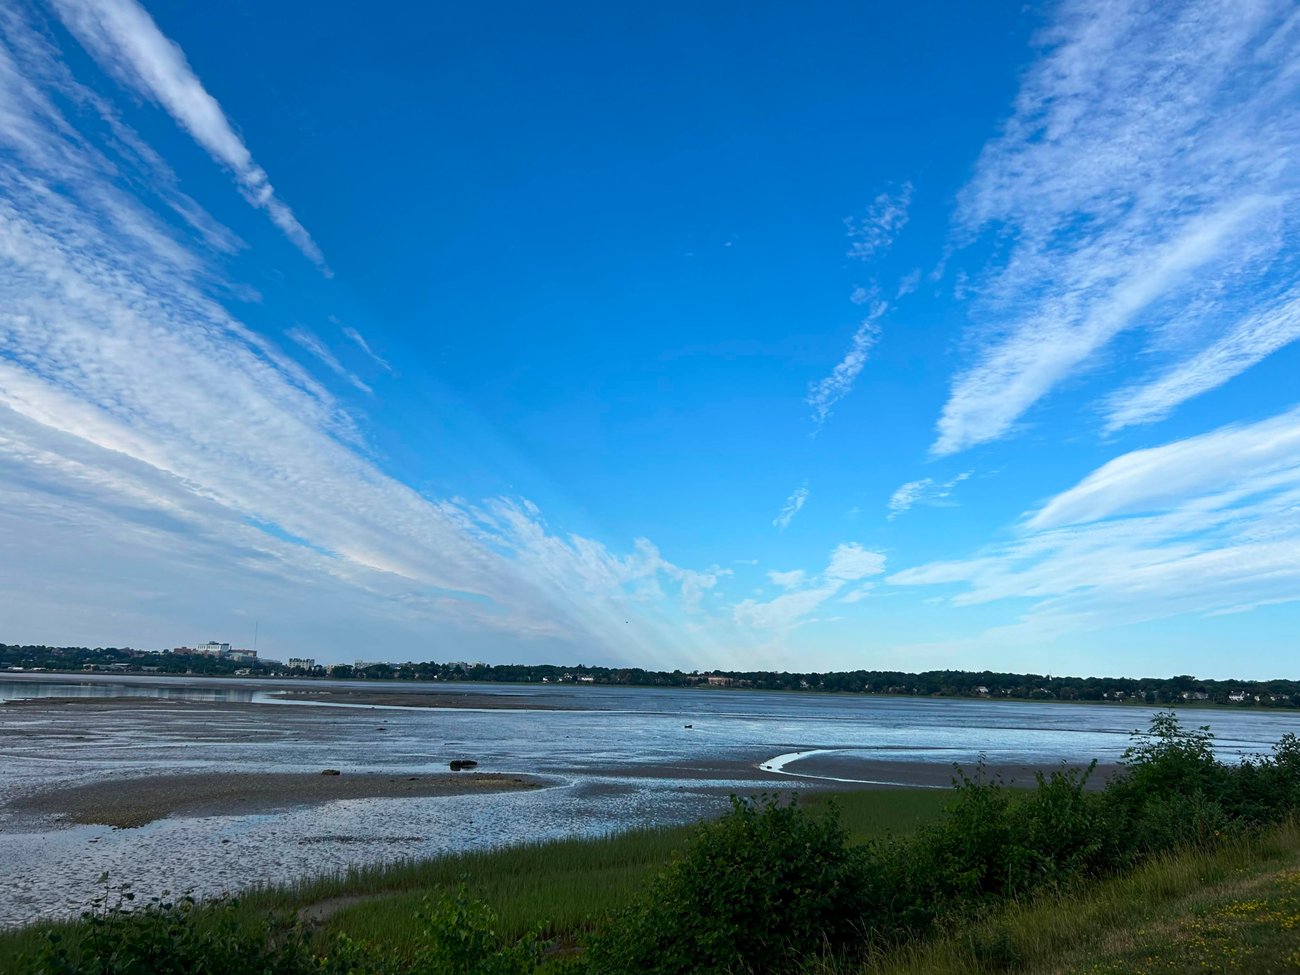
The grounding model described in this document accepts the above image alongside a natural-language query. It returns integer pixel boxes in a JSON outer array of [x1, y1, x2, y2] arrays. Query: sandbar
[[9, 771, 543, 829], [266, 689, 574, 709], [1, 690, 575, 711]]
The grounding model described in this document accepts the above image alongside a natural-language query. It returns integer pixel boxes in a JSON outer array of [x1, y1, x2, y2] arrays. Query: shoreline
[[2, 750, 1123, 832], [2, 670, 1294, 713], [8, 771, 545, 829], [755, 751, 1122, 789], [0, 690, 580, 711]]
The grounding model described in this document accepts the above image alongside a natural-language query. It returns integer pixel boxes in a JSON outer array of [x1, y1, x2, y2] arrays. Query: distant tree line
[[3, 643, 1298, 708], [0, 643, 251, 677]]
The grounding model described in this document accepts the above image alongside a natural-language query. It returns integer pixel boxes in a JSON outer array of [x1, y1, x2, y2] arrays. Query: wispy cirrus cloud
[[887, 471, 971, 519], [844, 183, 912, 263], [336, 319, 393, 373], [1102, 287, 1300, 432], [735, 542, 885, 631], [933, 0, 1300, 456], [48, 0, 329, 272], [286, 327, 372, 395], [892, 405, 1300, 630], [0, 5, 741, 667], [773, 483, 809, 530], [807, 299, 887, 426], [805, 182, 915, 430]]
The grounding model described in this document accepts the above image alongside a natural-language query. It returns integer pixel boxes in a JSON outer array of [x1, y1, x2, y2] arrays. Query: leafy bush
[[585, 794, 869, 975], [1121, 712, 1222, 791], [1103, 713, 1300, 857], [409, 884, 541, 975], [876, 760, 1115, 943]]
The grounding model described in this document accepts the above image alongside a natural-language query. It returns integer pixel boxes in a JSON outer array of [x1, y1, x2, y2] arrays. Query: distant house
[[706, 675, 734, 687], [974, 686, 990, 696], [1228, 691, 1247, 702]]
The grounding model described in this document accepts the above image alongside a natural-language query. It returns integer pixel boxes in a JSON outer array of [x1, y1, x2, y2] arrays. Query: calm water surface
[[1, 673, 1296, 926]]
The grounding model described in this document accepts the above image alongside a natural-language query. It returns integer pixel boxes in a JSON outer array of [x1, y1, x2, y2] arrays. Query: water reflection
[[0, 679, 257, 703]]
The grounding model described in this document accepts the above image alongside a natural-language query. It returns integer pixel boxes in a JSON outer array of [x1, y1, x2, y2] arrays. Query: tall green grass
[[273, 788, 950, 946], [813, 816, 1300, 975], [0, 787, 950, 968]]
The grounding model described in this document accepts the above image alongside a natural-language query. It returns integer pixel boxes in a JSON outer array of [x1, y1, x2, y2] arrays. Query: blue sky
[[2, 0, 1299, 677]]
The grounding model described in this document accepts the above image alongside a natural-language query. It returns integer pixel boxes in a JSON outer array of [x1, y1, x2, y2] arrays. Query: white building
[[288, 657, 316, 670]]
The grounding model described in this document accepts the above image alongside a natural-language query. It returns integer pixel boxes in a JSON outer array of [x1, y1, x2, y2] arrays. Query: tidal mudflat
[[11, 771, 541, 829], [3, 673, 1296, 928]]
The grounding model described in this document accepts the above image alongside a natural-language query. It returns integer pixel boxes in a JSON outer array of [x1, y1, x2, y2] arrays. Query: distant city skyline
[[1, 0, 1298, 677]]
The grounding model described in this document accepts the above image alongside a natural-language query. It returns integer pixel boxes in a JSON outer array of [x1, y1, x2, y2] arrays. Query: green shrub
[[26, 882, 318, 975], [1104, 713, 1300, 857], [1116, 712, 1225, 799], [585, 794, 870, 975], [895, 759, 1113, 928], [408, 884, 542, 975]]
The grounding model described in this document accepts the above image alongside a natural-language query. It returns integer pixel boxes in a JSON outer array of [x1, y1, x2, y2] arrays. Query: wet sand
[[765, 752, 1121, 789], [1, 690, 576, 711], [267, 689, 576, 709], [584, 755, 1120, 789], [10, 771, 544, 828]]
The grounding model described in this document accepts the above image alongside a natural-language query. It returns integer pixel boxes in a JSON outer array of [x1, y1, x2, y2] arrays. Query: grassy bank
[[281, 787, 949, 948], [0, 787, 950, 968], [823, 817, 1300, 975]]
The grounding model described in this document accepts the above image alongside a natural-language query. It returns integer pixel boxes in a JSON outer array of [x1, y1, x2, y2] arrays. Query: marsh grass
[[0, 787, 950, 968], [807, 817, 1300, 975], [283, 788, 951, 948]]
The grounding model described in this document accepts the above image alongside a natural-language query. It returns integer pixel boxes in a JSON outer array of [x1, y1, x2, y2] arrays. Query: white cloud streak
[[887, 471, 971, 519], [287, 327, 372, 395], [933, 0, 1300, 455], [1031, 407, 1300, 532], [0, 6, 743, 667], [845, 183, 912, 263], [892, 405, 1300, 631], [735, 542, 885, 631], [773, 484, 808, 530], [49, 0, 329, 272], [807, 300, 887, 426], [338, 321, 393, 373], [1103, 288, 1300, 431]]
